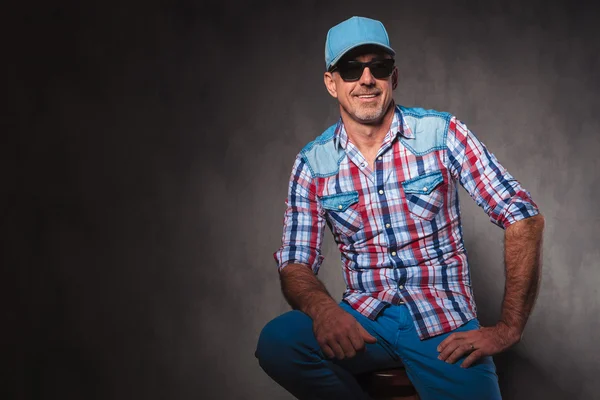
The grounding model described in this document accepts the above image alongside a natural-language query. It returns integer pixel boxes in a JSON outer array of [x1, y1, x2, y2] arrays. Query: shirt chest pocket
[[401, 171, 445, 221], [320, 191, 363, 237]]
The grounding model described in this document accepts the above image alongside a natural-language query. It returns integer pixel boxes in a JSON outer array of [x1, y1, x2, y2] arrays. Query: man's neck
[[340, 103, 395, 166]]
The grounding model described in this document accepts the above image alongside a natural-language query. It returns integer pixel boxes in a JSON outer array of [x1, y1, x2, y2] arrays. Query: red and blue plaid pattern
[[274, 106, 539, 339]]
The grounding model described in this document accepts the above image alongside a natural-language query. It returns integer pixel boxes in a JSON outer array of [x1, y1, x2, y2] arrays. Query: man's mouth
[[355, 93, 380, 102]]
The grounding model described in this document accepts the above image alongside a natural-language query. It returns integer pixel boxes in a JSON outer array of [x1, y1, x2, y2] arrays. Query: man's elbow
[[279, 263, 314, 279], [526, 213, 545, 231], [506, 213, 545, 239]]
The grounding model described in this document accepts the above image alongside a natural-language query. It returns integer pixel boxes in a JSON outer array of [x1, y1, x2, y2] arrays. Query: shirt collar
[[397, 105, 415, 139], [333, 104, 414, 150]]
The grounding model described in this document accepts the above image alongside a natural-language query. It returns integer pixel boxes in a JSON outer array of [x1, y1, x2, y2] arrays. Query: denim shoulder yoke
[[300, 106, 452, 178]]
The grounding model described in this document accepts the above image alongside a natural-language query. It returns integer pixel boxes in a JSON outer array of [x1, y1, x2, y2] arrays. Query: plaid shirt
[[274, 105, 539, 339]]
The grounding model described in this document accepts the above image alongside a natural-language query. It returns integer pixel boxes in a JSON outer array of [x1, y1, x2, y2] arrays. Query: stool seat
[[356, 367, 420, 400]]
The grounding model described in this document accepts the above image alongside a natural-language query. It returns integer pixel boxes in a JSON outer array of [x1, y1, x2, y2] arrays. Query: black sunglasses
[[329, 58, 395, 82]]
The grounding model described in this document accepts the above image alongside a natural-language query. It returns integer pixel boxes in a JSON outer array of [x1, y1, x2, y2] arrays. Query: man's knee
[[255, 310, 315, 370], [255, 315, 289, 365]]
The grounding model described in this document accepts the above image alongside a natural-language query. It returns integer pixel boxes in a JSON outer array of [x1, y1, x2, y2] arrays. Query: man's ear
[[324, 72, 338, 98], [391, 67, 398, 90]]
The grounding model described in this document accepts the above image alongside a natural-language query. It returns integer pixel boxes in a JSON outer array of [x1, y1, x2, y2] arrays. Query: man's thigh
[[257, 305, 403, 375], [386, 305, 501, 400], [334, 302, 404, 375]]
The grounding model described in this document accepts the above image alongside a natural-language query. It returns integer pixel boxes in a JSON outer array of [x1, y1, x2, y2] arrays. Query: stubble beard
[[347, 99, 389, 124]]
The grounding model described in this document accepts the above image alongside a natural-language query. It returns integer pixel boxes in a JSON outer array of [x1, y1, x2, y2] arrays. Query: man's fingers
[[328, 340, 346, 360], [437, 341, 461, 361], [444, 343, 473, 364], [438, 332, 466, 352], [359, 325, 377, 344], [461, 349, 484, 368], [321, 343, 335, 359], [338, 336, 357, 359], [348, 328, 366, 352]]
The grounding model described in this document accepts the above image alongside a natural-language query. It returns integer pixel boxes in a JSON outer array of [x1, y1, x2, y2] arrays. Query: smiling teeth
[[358, 95, 376, 97]]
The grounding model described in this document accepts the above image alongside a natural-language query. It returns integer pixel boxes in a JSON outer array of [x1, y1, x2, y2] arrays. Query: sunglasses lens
[[337, 59, 394, 81], [370, 60, 394, 79], [338, 64, 364, 81]]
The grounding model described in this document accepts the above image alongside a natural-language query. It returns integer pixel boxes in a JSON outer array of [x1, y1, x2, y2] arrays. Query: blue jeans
[[255, 301, 501, 399]]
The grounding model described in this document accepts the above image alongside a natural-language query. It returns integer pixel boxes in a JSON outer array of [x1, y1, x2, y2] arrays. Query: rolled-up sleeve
[[446, 116, 540, 229], [273, 155, 325, 273]]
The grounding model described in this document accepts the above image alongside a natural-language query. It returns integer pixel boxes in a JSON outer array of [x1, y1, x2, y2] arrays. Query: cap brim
[[328, 42, 396, 70]]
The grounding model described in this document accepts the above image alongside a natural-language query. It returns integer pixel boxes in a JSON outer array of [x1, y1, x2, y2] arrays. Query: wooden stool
[[356, 367, 420, 400]]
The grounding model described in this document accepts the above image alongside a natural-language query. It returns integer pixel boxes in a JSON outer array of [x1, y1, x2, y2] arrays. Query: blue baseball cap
[[325, 16, 395, 70]]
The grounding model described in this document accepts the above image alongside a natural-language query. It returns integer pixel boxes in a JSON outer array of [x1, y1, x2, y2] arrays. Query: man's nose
[[359, 67, 376, 85]]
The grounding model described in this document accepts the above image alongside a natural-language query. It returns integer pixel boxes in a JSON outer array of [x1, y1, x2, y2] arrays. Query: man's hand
[[437, 322, 521, 368], [279, 264, 377, 359], [313, 305, 377, 360]]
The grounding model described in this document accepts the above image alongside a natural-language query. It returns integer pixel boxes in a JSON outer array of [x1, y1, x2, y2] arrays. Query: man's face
[[324, 51, 398, 125]]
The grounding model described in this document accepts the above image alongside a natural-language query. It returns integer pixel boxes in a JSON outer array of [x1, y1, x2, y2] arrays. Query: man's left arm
[[437, 117, 545, 367], [438, 214, 544, 367]]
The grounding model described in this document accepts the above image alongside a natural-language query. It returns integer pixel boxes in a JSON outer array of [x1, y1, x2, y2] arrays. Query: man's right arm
[[274, 156, 375, 359], [280, 263, 337, 318], [280, 263, 376, 359]]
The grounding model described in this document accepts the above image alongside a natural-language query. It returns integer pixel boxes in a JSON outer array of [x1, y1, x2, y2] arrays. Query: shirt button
[[423, 186, 428, 191], [391, 251, 397, 256], [398, 285, 404, 289], [338, 205, 343, 210], [379, 190, 384, 195], [378, 156, 382, 160], [385, 223, 391, 228], [361, 162, 366, 168]]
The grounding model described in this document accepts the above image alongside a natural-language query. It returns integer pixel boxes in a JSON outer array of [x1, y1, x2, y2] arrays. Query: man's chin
[[354, 110, 384, 124]]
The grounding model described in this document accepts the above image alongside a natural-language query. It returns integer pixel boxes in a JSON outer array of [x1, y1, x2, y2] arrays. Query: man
[[256, 16, 544, 400]]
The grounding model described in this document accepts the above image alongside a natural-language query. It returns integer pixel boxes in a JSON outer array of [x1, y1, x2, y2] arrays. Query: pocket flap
[[402, 171, 444, 195], [321, 191, 359, 212]]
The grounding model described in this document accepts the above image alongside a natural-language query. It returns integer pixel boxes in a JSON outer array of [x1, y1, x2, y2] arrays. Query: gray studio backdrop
[[6, 1, 599, 399]]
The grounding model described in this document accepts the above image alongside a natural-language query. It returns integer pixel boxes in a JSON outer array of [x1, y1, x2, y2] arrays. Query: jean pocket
[[320, 191, 363, 237], [401, 171, 445, 221]]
